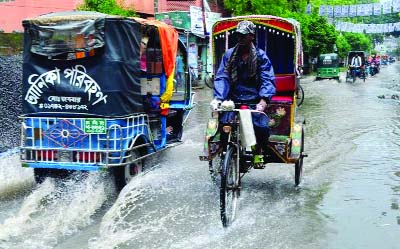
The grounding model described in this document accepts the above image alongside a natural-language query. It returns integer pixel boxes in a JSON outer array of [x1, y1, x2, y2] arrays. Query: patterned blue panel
[[43, 119, 88, 148]]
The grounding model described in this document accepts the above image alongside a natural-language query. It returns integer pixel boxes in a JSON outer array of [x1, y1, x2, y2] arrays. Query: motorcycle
[[370, 62, 379, 76]]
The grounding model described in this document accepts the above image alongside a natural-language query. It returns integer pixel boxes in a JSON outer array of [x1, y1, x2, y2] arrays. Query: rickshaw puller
[[349, 53, 362, 78], [210, 20, 276, 168]]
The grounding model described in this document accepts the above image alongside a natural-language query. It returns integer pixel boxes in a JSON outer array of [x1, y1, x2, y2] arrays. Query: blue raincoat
[[213, 47, 276, 103], [213, 46, 276, 151]]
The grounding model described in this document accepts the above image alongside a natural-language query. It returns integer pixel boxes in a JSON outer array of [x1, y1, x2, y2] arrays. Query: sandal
[[253, 154, 265, 169]]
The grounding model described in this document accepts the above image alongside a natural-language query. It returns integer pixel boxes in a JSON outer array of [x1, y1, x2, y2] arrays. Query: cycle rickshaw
[[199, 15, 306, 227], [346, 51, 366, 83], [19, 11, 194, 190]]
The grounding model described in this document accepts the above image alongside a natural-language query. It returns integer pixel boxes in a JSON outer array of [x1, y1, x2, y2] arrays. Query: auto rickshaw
[[199, 15, 306, 227], [346, 51, 366, 83], [19, 11, 194, 190], [316, 53, 340, 81]]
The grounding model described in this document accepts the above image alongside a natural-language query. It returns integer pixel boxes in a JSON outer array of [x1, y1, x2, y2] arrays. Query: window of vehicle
[[28, 18, 105, 60]]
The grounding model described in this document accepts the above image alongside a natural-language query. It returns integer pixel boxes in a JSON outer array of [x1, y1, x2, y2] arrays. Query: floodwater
[[0, 62, 399, 249]]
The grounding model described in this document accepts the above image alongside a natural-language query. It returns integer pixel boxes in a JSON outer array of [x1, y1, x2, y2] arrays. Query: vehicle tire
[[220, 145, 240, 227], [33, 168, 70, 184], [352, 72, 356, 83], [295, 127, 305, 186], [34, 168, 48, 184], [114, 149, 144, 191], [296, 85, 304, 107]]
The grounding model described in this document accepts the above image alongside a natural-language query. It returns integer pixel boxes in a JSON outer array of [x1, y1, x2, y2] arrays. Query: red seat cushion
[[271, 95, 293, 104], [275, 74, 296, 92]]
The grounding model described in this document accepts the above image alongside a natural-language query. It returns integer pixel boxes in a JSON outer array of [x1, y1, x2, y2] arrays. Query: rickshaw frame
[[200, 15, 306, 227]]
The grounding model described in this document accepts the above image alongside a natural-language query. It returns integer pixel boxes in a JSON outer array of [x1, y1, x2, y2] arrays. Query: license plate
[[84, 118, 106, 134], [59, 151, 73, 162]]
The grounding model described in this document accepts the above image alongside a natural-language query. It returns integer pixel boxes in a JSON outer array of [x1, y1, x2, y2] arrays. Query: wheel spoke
[[220, 146, 240, 227]]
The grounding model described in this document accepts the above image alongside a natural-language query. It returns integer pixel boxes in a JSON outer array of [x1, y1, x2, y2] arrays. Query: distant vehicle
[[316, 53, 340, 81], [346, 51, 366, 83], [19, 11, 195, 189]]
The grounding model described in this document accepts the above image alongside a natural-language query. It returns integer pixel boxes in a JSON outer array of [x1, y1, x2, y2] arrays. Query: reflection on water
[[313, 64, 400, 249]]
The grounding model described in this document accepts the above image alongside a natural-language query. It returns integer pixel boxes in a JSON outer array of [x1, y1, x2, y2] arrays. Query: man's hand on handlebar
[[256, 99, 267, 112], [210, 99, 268, 113], [210, 99, 222, 111]]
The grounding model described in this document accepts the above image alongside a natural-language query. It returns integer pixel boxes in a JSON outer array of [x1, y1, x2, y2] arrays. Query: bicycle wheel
[[296, 84, 304, 107], [220, 145, 240, 227], [346, 71, 350, 82], [295, 127, 304, 186]]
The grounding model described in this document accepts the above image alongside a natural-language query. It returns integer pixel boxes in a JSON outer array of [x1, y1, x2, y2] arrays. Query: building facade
[[0, 0, 82, 33]]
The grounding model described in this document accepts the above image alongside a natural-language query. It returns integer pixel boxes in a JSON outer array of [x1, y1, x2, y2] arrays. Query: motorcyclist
[[210, 20, 276, 168], [371, 55, 380, 74]]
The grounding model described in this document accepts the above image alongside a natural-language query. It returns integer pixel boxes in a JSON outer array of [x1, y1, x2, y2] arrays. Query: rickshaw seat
[[275, 74, 296, 92], [267, 74, 295, 137], [271, 95, 292, 104], [270, 74, 295, 104]]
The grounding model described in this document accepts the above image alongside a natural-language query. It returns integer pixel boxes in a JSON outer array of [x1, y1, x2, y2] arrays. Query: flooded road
[[0, 63, 399, 249]]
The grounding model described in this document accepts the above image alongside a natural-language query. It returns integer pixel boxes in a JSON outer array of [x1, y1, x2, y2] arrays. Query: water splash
[[0, 150, 34, 200], [0, 172, 111, 249]]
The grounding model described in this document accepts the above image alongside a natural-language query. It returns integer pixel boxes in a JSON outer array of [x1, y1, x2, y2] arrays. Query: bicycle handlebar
[[213, 108, 269, 117]]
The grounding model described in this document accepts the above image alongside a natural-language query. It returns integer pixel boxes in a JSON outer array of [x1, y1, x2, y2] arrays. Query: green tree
[[223, 0, 292, 16], [335, 33, 351, 58], [78, 0, 136, 17], [343, 32, 372, 52], [0, 33, 23, 54], [304, 15, 338, 57]]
